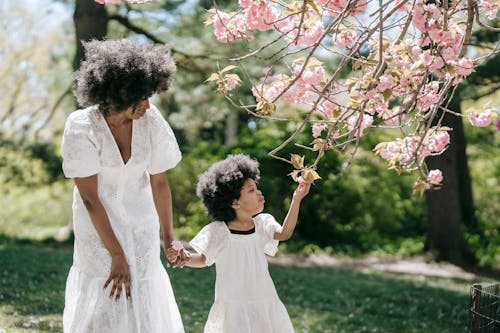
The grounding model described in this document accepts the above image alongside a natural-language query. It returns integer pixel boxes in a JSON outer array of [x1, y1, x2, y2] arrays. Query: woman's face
[[126, 99, 150, 120], [234, 178, 265, 216]]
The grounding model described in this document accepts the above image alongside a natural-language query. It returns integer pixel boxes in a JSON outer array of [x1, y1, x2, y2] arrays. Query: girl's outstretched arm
[[274, 181, 311, 241]]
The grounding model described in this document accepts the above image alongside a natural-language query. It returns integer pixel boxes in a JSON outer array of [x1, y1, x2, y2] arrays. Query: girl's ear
[[231, 200, 240, 209]]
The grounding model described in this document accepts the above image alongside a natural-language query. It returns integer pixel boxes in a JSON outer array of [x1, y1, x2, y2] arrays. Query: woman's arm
[[74, 175, 130, 300], [150, 173, 175, 245], [150, 173, 189, 266], [274, 182, 311, 241]]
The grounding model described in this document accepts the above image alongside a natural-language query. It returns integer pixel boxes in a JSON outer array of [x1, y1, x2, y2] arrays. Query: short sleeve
[[147, 105, 182, 175], [61, 112, 101, 178], [189, 222, 228, 266], [255, 213, 283, 256]]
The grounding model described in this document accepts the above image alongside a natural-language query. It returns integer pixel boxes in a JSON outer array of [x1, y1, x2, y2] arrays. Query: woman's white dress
[[61, 105, 184, 333], [190, 213, 295, 333]]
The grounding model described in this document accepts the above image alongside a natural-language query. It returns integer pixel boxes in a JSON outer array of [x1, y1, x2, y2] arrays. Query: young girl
[[172, 154, 311, 333]]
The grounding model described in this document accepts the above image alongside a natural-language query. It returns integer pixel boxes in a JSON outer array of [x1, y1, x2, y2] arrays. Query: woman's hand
[[104, 253, 131, 301]]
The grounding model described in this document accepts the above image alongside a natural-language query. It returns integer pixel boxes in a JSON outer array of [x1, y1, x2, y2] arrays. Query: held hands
[[104, 253, 131, 301], [165, 240, 191, 268]]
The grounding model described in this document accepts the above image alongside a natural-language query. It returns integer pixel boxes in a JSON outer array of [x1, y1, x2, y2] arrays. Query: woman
[[61, 39, 187, 333]]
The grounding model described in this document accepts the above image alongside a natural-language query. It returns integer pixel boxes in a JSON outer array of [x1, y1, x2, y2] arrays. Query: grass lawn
[[0, 235, 483, 333]]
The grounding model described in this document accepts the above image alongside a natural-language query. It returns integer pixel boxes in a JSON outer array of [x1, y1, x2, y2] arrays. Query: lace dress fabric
[[190, 213, 295, 333], [61, 105, 184, 333]]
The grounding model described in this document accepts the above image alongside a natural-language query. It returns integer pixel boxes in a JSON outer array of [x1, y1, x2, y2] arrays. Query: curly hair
[[196, 154, 260, 222], [74, 39, 176, 117]]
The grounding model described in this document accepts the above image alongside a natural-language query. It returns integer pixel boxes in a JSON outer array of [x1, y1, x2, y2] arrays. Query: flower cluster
[[206, 0, 497, 190], [375, 128, 450, 166]]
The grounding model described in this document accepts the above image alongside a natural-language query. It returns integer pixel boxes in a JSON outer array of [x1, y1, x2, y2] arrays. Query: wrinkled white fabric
[[61, 105, 184, 333], [190, 213, 294, 333]]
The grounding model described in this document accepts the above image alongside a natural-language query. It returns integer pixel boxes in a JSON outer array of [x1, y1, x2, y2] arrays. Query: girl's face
[[126, 99, 150, 120], [234, 178, 265, 216]]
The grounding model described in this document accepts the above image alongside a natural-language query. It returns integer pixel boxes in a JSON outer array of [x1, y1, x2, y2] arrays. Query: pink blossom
[[252, 78, 287, 103], [292, 63, 325, 86], [426, 4, 442, 21], [362, 90, 388, 116], [330, 130, 340, 138], [348, 113, 373, 137], [421, 52, 444, 71], [276, 12, 324, 46], [427, 24, 447, 45], [213, 11, 252, 43], [317, 100, 336, 118], [317, 0, 367, 16], [468, 109, 492, 127], [333, 30, 357, 48], [377, 75, 395, 92], [425, 131, 450, 154], [417, 81, 440, 112], [427, 169, 443, 184], [239, 0, 253, 8], [495, 118, 500, 131], [441, 47, 458, 61], [223, 76, 240, 91], [312, 124, 326, 138], [382, 107, 405, 125], [454, 58, 475, 77], [412, 2, 427, 31], [411, 45, 422, 59], [379, 141, 400, 160], [245, 1, 277, 31], [429, 57, 444, 71], [282, 81, 311, 104], [479, 0, 499, 20], [170, 240, 184, 251]]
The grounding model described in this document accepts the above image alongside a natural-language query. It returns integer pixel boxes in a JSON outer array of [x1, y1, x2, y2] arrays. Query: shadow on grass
[[0, 235, 472, 333]]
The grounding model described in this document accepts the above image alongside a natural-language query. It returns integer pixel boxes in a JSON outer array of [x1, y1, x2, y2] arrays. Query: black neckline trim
[[228, 227, 256, 235]]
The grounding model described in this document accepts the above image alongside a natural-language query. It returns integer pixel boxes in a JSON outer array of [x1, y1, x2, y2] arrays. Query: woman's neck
[[106, 112, 130, 128]]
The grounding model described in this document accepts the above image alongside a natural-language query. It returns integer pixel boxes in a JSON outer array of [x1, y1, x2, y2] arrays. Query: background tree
[[0, 0, 497, 268]]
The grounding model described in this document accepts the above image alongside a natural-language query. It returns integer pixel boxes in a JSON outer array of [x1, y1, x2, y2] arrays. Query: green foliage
[[0, 238, 482, 332], [0, 142, 50, 188], [0, 182, 72, 240], [28, 142, 64, 182], [0, 140, 70, 240]]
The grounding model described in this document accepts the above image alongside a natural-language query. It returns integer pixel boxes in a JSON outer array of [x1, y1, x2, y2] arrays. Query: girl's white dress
[[190, 213, 295, 333], [61, 105, 184, 333]]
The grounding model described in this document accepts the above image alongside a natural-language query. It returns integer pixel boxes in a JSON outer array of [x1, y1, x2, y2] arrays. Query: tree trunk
[[73, 0, 108, 71], [425, 94, 476, 266], [225, 110, 238, 146]]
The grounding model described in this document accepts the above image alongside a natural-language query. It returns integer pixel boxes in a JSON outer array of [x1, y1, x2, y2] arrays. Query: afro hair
[[74, 39, 176, 117], [196, 154, 260, 222]]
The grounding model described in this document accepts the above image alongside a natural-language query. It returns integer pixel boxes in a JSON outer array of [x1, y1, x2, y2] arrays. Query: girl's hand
[[173, 249, 191, 268], [104, 253, 131, 301], [166, 246, 191, 268], [293, 180, 312, 201]]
